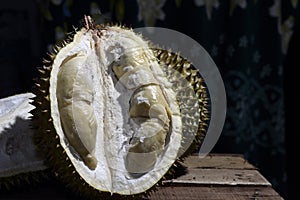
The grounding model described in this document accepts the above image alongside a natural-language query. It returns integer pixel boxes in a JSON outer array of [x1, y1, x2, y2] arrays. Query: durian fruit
[[0, 93, 48, 190], [31, 16, 209, 198]]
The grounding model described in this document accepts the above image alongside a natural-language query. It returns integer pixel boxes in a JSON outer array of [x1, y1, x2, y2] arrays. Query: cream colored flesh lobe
[[112, 51, 172, 175], [57, 52, 98, 170], [50, 27, 182, 195]]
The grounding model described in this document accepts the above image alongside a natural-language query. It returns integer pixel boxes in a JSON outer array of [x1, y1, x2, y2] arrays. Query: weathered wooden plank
[[164, 168, 271, 186], [182, 154, 255, 169], [0, 154, 283, 200], [149, 186, 284, 200]]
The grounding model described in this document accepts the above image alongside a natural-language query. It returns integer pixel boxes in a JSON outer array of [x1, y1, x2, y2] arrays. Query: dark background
[[0, 0, 298, 199]]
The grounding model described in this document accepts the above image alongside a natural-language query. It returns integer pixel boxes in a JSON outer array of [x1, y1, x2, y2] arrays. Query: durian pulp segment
[[49, 27, 182, 195]]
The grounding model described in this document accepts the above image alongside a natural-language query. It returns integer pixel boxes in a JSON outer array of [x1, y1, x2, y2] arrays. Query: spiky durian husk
[[0, 93, 49, 191], [31, 23, 209, 199], [154, 49, 210, 160]]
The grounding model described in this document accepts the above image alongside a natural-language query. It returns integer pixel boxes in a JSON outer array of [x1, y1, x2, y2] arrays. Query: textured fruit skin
[[154, 49, 210, 159], [30, 16, 210, 199]]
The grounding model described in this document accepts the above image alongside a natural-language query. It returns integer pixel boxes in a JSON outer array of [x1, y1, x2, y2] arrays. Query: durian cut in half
[[31, 16, 209, 198], [0, 93, 48, 190]]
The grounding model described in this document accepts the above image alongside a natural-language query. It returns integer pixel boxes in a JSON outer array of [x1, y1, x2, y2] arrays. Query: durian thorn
[[71, 25, 77, 32], [43, 65, 52, 71], [42, 58, 52, 64], [40, 77, 50, 83], [41, 109, 48, 113], [45, 129, 51, 133], [68, 34, 74, 40], [44, 95, 50, 101], [53, 46, 59, 53], [62, 40, 68, 46], [83, 15, 94, 30], [46, 52, 55, 60], [37, 68, 46, 74], [34, 82, 41, 87]]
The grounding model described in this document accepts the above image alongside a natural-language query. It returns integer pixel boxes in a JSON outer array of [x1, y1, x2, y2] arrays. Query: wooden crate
[[149, 154, 284, 200], [0, 154, 284, 200]]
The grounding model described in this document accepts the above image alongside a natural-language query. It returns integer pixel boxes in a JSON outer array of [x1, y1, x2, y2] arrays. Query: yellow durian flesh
[[56, 52, 98, 170]]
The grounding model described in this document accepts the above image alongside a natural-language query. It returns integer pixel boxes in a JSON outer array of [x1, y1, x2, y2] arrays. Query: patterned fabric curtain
[[1, 0, 298, 198]]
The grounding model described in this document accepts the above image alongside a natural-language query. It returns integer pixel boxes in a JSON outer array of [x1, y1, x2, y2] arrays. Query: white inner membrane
[[49, 27, 182, 195]]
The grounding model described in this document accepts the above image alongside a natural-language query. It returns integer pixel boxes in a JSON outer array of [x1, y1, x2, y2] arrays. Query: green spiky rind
[[153, 49, 210, 160]]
